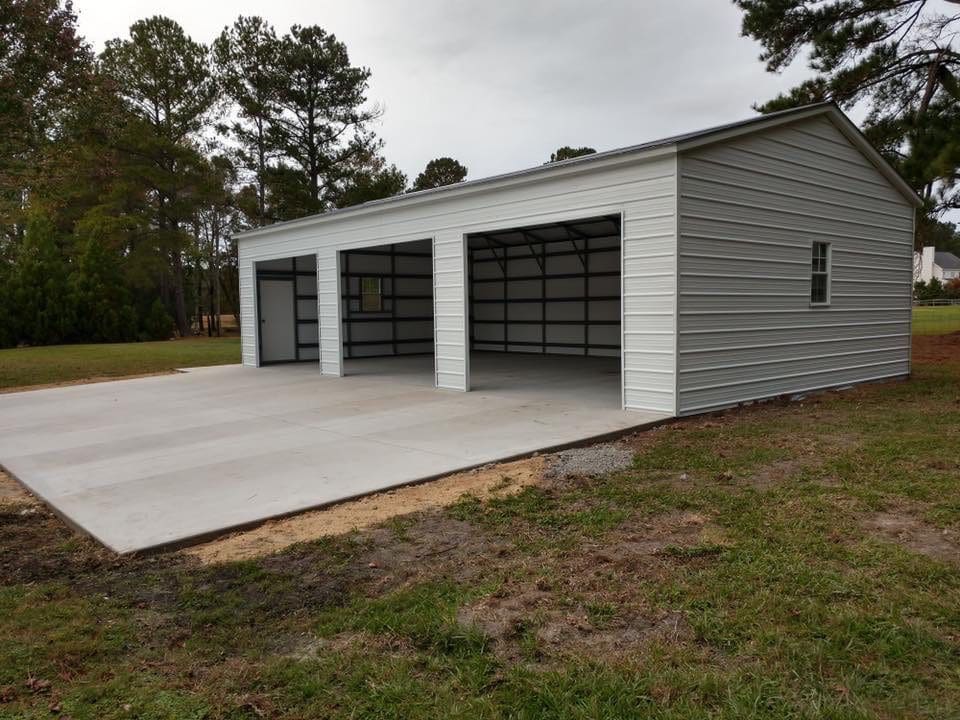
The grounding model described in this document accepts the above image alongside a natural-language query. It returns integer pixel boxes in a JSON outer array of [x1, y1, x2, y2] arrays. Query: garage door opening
[[467, 214, 622, 406], [340, 239, 435, 382], [256, 255, 318, 365]]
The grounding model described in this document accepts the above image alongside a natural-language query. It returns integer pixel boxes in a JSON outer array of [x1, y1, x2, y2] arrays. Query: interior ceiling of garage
[[467, 214, 621, 248]]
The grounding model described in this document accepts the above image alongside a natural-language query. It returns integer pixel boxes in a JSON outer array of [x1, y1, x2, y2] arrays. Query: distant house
[[915, 247, 960, 283]]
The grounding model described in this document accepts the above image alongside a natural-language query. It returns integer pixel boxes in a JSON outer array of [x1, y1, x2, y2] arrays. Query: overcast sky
[[72, 0, 815, 181]]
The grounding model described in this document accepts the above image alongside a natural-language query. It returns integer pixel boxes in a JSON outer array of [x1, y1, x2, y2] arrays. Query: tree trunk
[[257, 119, 267, 224], [170, 251, 190, 338], [196, 258, 204, 334], [213, 224, 222, 337]]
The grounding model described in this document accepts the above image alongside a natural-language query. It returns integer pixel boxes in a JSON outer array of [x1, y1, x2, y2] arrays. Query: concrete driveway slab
[[0, 354, 668, 553]]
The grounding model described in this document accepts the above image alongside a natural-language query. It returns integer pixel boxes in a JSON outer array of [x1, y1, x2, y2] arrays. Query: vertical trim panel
[[674, 158, 681, 417], [239, 256, 257, 366], [317, 249, 343, 376], [433, 232, 470, 391], [620, 153, 678, 413], [619, 212, 626, 410]]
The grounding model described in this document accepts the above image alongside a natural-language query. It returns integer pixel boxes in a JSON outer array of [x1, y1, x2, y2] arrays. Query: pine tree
[[100, 16, 219, 337], [0, 246, 16, 348], [70, 213, 138, 342], [268, 25, 381, 217], [12, 211, 73, 345], [214, 16, 282, 227], [548, 146, 596, 163], [411, 157, 467, 191], [736, 0, 960, 217], [335, 159, 407, 208], [0, 0, 92, 239]]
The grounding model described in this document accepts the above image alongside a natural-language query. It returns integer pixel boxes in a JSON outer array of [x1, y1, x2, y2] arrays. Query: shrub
[[914, 278, 946, 301], [143, 298, 174, 341], [946, 277, 960, 299]]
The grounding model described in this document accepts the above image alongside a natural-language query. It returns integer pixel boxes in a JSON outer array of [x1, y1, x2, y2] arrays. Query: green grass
[[1, 348, 959, 718], [912, 304, 960, 335], [0, 337, 240, 390]]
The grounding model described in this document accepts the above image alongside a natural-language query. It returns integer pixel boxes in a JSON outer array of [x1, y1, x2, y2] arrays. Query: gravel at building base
[[546, 443, 634, 479]]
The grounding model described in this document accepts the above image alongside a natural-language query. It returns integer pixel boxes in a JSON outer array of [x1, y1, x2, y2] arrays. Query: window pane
[[811, 274, 827, 303], [810, 243, 829, 304], [360, 277, 382, 312]]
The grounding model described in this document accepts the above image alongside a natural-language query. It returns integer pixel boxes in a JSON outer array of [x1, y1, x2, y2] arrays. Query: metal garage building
[[237, 102, 919, 417]]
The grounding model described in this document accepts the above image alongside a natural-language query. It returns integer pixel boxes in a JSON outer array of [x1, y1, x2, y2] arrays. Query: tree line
[[0, 3, 480, 348], [0, 1, 604, 350], [8, 1, 957, 350]]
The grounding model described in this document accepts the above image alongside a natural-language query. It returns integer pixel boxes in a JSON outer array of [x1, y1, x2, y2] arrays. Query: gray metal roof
[[236, 101, 919, 241], [935, 251, 960, 269]]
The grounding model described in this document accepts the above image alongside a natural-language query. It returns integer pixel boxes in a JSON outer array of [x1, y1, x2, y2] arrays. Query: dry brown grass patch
[[0, 469, 38, 507], [864, 504, 960, 565], [186, 456, 546, 564]]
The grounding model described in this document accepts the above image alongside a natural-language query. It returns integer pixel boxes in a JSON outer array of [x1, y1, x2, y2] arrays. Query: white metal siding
[[676, 115, 914, 414], [622, 184, 678, 414], [236, 149, 679, 413], [433, 232, 469, 390], [317, 249, 342, 376], [239, 256, 257, 366]]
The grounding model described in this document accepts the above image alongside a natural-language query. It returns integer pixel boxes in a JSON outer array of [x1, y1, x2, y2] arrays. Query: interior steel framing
[[340, 244, 435, 359], [468, 215, 622, 355]]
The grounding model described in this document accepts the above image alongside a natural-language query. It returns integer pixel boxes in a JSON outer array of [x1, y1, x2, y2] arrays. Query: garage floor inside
[[0, 353, 669, 553]]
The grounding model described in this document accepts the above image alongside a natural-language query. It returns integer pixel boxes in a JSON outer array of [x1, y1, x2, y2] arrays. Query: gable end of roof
[[675, 103, 921, 209]]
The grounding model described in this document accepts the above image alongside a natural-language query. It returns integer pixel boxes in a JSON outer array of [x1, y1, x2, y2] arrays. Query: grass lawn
[[912, 304, 960, 335], [1, 335, 958, 718], [0, 337, 240, 391]]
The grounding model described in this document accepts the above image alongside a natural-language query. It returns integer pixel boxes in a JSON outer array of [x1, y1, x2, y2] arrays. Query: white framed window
[[810, 242, 830, 306], [359, 277, 383, 312]]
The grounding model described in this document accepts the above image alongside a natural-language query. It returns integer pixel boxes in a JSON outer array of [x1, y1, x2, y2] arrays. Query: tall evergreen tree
[[0, 0, 92, 241], [69, 213, 138, 342], [736, 0, 960, 223], [0, 5, 412, 347], [213, 16, 282, 226], [11, 211, 73, 345], [192, 153, 240, 336], [268, 25, 381, 217], [99, 16, 219, 337]]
